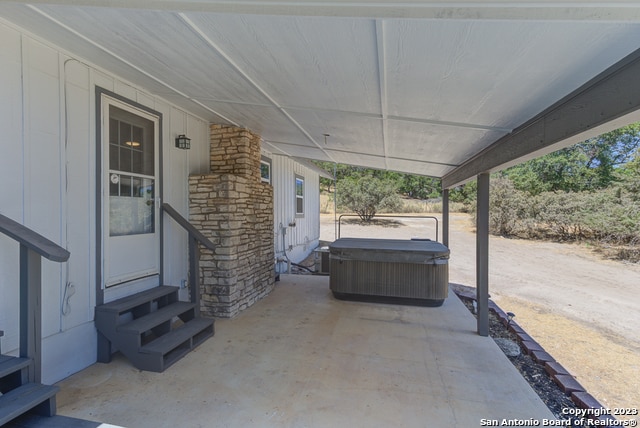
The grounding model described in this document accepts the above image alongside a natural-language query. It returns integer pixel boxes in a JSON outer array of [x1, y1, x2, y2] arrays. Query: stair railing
[[0, 213, 70, 383], [161, 203, 216, 317]]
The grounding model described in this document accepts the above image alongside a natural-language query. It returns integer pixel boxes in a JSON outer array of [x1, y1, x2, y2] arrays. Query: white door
[[102, 96, 160, 298]]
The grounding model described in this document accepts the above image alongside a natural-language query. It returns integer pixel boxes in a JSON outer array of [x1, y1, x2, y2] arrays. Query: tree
[[506, 123, 640, 194], [336, 175, 401, 221], [617, 147, 640, 199], [398, 175, 441, 199], [313, 162, 376, 192]]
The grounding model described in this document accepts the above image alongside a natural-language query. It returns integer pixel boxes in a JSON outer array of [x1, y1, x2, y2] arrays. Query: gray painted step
[[0, 383, 59, 426], [4, 414, 123, 428], [0, 356, 31, 379], [138, 318, 214, 372], [140, 318, 213, 355], [117, 301, 195, 335], [95, 286, 214, 372], [96, 286, 179, 315]]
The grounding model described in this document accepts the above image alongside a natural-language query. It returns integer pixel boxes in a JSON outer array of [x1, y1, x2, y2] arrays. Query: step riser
[[95, 287, 181, 337], [1, 371, 25, 394], [114, 321, 213, 372], [137, 330, 210, 372], [0, 356, 31, 394]]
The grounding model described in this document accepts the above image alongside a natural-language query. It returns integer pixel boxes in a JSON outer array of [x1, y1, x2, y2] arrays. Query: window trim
[[295, 174, 305, 217], [260, 156, 272, 184]]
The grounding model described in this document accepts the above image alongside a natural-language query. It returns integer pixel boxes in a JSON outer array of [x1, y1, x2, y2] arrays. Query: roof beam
[[18, 1, 640, 22], [442, 46, 640, 189], [375, 19, 389, 170]]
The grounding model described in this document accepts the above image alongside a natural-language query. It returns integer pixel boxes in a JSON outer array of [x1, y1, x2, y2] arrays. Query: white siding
[[0, 22, 24, 362], [0, 20, 208, 383], [270, 154, 321, 270]]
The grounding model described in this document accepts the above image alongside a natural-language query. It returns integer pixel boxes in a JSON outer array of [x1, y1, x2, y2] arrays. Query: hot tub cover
[[329, 238, 449, 265]]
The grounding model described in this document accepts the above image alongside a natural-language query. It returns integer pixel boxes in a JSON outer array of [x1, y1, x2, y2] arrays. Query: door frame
[[95, 87, 164, 305]]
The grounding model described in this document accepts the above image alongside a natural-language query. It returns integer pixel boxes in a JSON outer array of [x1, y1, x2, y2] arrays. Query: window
[[260, 156, 271, 184], [108, 105, 156, 236], [295, 175, 304, 216]]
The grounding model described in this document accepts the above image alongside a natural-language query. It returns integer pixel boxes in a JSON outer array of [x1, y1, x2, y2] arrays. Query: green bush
[[336, 175, 401, 221], [488, 177, 532, 236]]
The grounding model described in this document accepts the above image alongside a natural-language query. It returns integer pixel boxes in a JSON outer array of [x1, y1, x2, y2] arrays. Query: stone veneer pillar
[[188, 125, 275, 318]]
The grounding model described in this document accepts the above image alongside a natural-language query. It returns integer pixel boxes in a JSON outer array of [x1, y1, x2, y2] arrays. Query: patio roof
[[2, 1, 640, 185], [51, 275, 554, 427]]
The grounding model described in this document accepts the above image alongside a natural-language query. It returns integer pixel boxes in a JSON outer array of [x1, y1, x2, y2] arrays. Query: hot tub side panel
[[329, 258, 449, 301]]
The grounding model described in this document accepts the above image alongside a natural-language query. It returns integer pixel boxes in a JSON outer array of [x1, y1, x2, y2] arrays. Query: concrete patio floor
[[53, 275, 554, 428]]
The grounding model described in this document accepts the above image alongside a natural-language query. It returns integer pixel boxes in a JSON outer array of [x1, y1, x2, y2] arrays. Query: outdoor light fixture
[[175, 134, 191, 150]]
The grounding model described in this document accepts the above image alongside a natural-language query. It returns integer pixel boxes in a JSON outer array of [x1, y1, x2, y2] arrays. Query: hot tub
[[329, 238, 450, 306]]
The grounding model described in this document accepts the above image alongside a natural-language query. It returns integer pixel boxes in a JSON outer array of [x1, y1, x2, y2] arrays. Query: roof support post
[[476, 173, 490, 337], [442, 188, 449, 248]]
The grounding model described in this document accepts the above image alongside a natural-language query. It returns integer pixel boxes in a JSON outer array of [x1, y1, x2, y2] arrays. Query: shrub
[[336, 175, 401, 221], [396, 199, 443, 214], [534, 191, 589, 240], [488, 177, 532, 236]]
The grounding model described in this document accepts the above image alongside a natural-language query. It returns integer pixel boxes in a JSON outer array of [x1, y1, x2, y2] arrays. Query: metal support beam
[[22, 1, 640, 22], [476, 173, 490, 337], [442, 188, 449, 248], [443, 47, 640, 189], [20, 245, 42, 383]]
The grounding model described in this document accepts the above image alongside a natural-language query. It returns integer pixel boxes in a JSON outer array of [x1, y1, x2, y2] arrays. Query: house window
[[295, 175, 304, 216], [260, 156, 271, 184]]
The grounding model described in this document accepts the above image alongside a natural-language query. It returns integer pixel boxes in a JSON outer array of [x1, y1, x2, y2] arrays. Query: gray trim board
[[442, 189, 449, 248], [442, 47, 640, 189], [476, 173, 490, 337]]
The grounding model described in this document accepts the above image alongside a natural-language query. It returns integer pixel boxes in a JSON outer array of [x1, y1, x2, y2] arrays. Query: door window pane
[[109, 176, 154, 236], [108, 105, 155, 236]]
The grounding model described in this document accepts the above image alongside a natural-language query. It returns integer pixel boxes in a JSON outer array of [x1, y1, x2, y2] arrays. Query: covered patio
[[50, 275, 553, 427], [3, 0, 640, 335], [1, 2, 639, 426]]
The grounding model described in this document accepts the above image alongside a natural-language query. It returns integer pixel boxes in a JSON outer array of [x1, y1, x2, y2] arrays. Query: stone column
[[189, 125, 275, 318]]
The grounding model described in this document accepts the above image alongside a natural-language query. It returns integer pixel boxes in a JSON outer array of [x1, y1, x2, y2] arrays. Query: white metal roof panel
[[2, 1, 640, 181]]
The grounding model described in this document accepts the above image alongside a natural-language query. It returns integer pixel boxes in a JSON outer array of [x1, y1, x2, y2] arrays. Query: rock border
[[452, 285, 619, 426]]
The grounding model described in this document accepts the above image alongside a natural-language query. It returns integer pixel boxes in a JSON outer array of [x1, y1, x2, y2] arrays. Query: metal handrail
[[337, 214, 439, 242], [162, 203, 216, 252], [0, 213, 70, 383], [162, 203, 216, 316], [0, 214, 70, 262]]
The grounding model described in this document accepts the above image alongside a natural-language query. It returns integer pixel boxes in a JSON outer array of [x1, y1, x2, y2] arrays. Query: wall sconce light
[[175, 134, 191, 150]]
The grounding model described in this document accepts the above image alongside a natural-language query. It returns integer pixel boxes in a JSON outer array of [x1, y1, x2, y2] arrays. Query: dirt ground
[[320, 213, 640, 415]]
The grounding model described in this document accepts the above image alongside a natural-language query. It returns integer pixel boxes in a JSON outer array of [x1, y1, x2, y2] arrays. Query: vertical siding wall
[[0, 20, 208, 383], [271, 155, 321, 268]]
